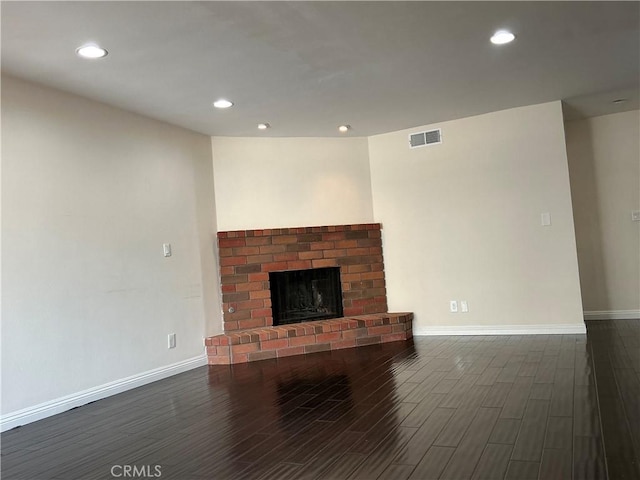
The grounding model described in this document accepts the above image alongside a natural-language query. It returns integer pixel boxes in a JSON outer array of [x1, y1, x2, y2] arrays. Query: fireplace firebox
[[269, 267, 343, 326]]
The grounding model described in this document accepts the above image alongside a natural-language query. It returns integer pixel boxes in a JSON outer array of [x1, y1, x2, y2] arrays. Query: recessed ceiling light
[[612, 98, 627, 104], [338, 125, 350, 133], [490, 30, 515, 45], [213, 99, 233, 109], [76, 43, 108, 59], [257, 123, 270, 130]]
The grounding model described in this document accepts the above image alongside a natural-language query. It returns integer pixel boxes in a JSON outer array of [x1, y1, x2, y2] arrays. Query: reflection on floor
[[3, 319, 638, 479]]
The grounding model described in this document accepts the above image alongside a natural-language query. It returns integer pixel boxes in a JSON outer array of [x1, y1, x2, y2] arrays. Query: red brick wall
[[217, 224, 388, 332]]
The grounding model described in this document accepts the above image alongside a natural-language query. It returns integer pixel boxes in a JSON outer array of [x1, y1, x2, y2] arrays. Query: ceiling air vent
[[409, 128, 442, 149]]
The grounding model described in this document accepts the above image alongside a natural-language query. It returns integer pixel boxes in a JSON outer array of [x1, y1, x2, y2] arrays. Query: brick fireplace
[[205, 223, 413, 364]]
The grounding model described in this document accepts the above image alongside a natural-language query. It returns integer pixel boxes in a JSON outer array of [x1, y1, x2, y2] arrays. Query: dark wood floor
[[2, 319, 638, 480], [585, 319, 640, 479]]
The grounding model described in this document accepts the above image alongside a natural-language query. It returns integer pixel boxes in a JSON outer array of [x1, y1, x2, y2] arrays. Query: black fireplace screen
[[269, 267, 343, 325]]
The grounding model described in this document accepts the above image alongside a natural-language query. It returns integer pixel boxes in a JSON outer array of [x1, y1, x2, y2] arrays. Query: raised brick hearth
[[206, 223, 413, 364], [206, 312, 413, 364]]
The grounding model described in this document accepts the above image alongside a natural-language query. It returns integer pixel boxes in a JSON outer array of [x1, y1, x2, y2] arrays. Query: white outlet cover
[[168, 333, 176, 348], [632, 210, 640, 222], [163, 243, 172, 257], [461, 301, 469, 313], [450, 300, 458, 313]]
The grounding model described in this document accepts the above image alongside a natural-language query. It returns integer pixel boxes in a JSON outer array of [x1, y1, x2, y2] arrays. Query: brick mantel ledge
[[205, 312, 413, 365]]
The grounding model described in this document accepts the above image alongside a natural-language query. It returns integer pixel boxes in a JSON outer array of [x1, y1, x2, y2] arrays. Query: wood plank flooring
[[2, 320, 637, 479], [585, 319, 640, 479]]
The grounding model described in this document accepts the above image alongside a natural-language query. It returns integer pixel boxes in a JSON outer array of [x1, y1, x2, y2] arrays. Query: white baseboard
[[414, 323, 587, 336], [1, 354, 207, 432], [583, 310, 640, 320]]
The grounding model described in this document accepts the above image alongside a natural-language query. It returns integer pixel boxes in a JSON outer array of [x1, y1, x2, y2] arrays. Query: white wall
[[211, 137, 374, 231], [1, 76, 222, 420], [565, 110, 640, 316], [1, 76, 594, 428], [193, 144, 225, 337], [368, 101, 585, 333]]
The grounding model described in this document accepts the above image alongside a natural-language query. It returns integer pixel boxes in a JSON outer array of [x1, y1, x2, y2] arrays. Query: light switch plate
[[541, 212, 551, 226], [163, 243, 172, 257]]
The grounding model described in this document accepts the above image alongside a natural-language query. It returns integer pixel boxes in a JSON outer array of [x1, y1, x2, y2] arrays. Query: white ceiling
[[2, 1, 638, 137]]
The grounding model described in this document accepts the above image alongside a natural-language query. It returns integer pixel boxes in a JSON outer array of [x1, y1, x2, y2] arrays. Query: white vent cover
[[409, 128, 442, 149]]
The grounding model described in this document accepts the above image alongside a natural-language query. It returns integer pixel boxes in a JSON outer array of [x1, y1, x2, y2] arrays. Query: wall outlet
[[449, 300, 458, 313], [632, 210, 640, 222], [460, 301, 469, 313], [163, 243, 172, 257], [168, 333, 176, 349]]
